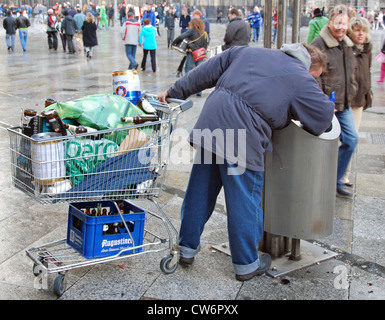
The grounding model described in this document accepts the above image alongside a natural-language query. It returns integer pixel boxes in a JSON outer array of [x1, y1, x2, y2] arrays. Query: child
[[139, 18, 157, 72], [82, 12, 98, 58]]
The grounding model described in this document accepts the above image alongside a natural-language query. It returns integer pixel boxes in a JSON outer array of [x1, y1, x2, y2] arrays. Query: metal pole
[[292, 0, 301, 43], [114, 0, 118, 23], [276, 0, 287, 49], [263, 0, 272, 48]]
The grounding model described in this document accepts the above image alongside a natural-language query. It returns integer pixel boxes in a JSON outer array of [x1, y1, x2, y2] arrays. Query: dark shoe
[[337, 187, 353, 199], [179, 256, 194, 267], [344, 182, 354, 188], [235, 254, 271, 281]]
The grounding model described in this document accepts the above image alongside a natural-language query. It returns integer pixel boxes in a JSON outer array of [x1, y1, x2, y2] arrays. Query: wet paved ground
[[0, 18, 385, 303]]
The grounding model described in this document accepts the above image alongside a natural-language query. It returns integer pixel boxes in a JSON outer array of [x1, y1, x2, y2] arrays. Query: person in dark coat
[[3, 10, 16, 52], [164, 7, 178, 48], [311, 5, 358, 198], [82, 12, 98, 58], [61, 9, 78, 54], [222, 8, 250, 50], [157, 43, 334, 281], [341, 16, 372, 187]]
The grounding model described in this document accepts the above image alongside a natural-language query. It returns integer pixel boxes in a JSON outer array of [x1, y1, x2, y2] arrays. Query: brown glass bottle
[[45, 98, 57, 108], [120, 114, 159, 124], [63, 123, 97, 134], [41, 109, 67, 135]]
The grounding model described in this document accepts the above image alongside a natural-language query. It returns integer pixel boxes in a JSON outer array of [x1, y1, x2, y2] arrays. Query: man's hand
[[157, 91, 168, 103]]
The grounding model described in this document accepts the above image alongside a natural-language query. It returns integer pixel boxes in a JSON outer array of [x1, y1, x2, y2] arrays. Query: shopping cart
[[7, 93, 193, 296]]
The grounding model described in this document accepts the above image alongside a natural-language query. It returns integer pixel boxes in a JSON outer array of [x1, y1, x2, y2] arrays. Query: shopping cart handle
[[167, 98, 193, 112]]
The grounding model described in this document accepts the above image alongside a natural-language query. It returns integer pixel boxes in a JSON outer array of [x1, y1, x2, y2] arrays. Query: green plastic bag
[[66, 138, 119, 185], [43, 94, 146, 130]]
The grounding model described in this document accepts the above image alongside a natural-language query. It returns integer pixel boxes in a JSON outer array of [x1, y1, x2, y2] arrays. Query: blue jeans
[[185, 54, 205, 94], [335, 108, 358, 189], [253, 27, 260, 41], [19, 29, 28, 51], [179, 148, 264, 275], [125, 44, 138, 69], [6, 34, 15, 50]]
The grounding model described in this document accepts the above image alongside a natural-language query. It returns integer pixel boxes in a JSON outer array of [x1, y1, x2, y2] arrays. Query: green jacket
[[307, 16, 328, 44]]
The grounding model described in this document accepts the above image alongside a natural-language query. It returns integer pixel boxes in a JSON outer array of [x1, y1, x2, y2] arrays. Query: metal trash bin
[[263, 115, 341, 240]]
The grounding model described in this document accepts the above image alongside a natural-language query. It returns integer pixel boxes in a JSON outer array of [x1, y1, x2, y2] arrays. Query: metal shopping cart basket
[[7, 93, 192, 296]]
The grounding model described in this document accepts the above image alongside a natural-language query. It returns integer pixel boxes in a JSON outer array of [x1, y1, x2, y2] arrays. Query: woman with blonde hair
[[341, 16, 372, 187], [82, 12, 98, 58]]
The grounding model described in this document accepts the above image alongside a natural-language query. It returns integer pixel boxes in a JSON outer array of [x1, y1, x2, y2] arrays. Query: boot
[[376, 63, 385, 83]]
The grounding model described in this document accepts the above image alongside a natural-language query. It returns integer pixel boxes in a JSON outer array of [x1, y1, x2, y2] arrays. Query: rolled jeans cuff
[[233, 258, 260, 276], [179, 244, 200, 259]]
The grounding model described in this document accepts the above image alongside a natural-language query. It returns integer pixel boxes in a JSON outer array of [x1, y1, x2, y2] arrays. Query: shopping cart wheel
[[53, 273, 67, 297], [33, 258, 48, 277], [160, 254, 178, 274]]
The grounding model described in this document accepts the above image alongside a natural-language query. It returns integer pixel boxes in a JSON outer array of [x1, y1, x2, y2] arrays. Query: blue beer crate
[[66, 200, 146, 259]]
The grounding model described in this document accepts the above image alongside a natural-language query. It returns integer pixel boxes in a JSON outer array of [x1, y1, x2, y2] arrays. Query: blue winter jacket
[[166, 46, 334, 171], [247, 12, 261, 28], [141, 10, 156, 27], [139, 25, 157, 50]]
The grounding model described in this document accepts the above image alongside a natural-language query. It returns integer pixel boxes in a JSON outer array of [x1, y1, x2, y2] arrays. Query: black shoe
[[179, 256, 194, 267], [344, 182, 354, 188], [235, 254, 271, 281], [337, 187, 353, 198]]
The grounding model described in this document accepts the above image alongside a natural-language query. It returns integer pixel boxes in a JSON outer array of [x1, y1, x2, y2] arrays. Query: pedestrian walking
[[74, 7, 86, 52], [172, 17, 208, 85], [307, 8, 329, 44], [139, 18, 157, 72], [340, 16, 373, 187], [179, 8, 191, 34], [222, 8, 250, 50], [311, 5, 359, 198], [120, 12, 140, 69], [46, 8, 58, 51], [164, 7, 178, 48], [247, 6, 262, 42], [61, 9, 78, 54], [98, 2, 108, 30], [157, 43, 334, 281], [3, 10, 16, 52], [107, 4, 114, 27], [82, 12, 98, 59], [141, 5, 156, 27], [15, 10, 30, 52]]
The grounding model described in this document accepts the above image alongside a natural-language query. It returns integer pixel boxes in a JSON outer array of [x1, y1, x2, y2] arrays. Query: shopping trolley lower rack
[[27, 199, 179, 297], [7, 94, 193, 296]]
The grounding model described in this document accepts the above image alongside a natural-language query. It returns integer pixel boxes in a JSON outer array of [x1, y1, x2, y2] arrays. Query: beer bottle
[[110, 223, 120, 234], [45, 98, 57, 108], [85, 206, 91, 216], [120, 114, 159, 124], [63, 123, 97, 134], [22, 109, 38, 136], [136, 97, 157, 114], [103, 224, 109, 235], [41, 109, 67, 136]]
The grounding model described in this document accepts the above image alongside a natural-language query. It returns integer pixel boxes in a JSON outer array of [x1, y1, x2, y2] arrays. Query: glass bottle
[[41, 109, 67, 135], [120, 114, 159, 124]]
